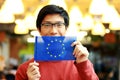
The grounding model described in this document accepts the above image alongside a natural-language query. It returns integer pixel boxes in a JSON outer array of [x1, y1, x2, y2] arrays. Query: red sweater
[[15, 59, 99, 80]]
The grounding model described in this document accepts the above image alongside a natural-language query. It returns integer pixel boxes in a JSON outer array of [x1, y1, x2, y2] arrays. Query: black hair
[[36, 5, 69, 29]]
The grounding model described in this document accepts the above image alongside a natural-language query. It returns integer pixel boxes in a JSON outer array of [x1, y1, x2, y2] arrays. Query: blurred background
[[0, 0, 120, 80]]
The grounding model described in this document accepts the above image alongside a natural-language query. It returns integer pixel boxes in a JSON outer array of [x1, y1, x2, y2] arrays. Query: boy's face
[[38, 14, 67, 36]]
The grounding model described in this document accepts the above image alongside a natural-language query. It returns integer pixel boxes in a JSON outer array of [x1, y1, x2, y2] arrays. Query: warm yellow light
[[24, 14, 36, 30], [66, 23, 78, 36], [1, 0, 24, 15], [105, 29, 110, 33], [34, 6, 42, 19], [89, 0, 109, 15], [30, 30, 40, 36], [68, 5, 83, 36], [80, 14, 94, 31], [49, 0, 67, 10], [102, 5, 120, 23], [27, 37, 35, 43], [92, 22, 106, 36], [14, 20, 29, 34], [109, 17, 120, 30], [77, 31, 88, 41], [0, 10, 15, 23], [69, 5, 82, 23]]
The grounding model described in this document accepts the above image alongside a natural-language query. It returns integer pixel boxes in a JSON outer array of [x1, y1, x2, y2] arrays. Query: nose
[[50, 26, 58, 35]]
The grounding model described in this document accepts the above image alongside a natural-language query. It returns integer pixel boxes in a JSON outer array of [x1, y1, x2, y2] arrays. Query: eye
[[56, 23, 65, 27], [42, 23, 51, 27], [56, 23, 62, 26], [45, 23, 51, 26]]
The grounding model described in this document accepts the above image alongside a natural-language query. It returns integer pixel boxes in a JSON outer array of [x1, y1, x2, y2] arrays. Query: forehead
[[42, 14, 64, 22]]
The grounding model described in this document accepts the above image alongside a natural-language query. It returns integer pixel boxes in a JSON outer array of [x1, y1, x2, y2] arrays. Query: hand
[[27, 61, 41, 80], [71, 41, 89, 63]]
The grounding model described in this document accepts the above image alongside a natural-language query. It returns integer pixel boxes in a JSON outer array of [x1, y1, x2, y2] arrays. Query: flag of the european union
[[34, 36, 76, 61]]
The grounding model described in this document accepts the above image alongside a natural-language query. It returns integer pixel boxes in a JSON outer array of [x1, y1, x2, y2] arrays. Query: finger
[[28, 65, 35, 72], [73, 45, 80, 56], [71, 41, 81, 47], [75, 51, 82, 58], [73, 44, 89, 57], [31, 66, 39, 75], [27, 65, 41, 80], [73, 43, 82, 55], [32, 68, 41, 79], [27, 62, 39, 74], [71, 41, 82, 55], [30, 73, 41, 80], [74, 49, 82, 58], [29, 62, 39, 67], [80, 46, 89, 57], [34, 74, 41, 80], [74, 51, 81, 58]]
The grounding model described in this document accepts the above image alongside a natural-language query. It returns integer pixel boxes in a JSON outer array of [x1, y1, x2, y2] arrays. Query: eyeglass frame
[[41, 22, 66, 29]]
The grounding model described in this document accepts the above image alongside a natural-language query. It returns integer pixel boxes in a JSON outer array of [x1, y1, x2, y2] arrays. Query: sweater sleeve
[[15, 59, 34, 80], [75, 60, 99, 80], [15, 64, 28, 80]]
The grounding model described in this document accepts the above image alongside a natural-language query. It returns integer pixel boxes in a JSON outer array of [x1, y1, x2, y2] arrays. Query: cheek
[[39, 30, 48, 36], [40, 28, 52, 36], [59, 29, 67, 36]]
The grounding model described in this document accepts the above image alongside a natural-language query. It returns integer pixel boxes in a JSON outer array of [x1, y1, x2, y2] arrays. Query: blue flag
[[34, 36, 76, 61]]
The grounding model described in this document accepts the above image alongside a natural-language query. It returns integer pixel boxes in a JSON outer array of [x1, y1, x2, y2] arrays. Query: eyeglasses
[[41, 22, 65, 29]]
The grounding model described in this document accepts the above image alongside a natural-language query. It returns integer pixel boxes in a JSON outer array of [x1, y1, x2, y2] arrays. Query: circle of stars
[[46, 38, 66, 58]]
